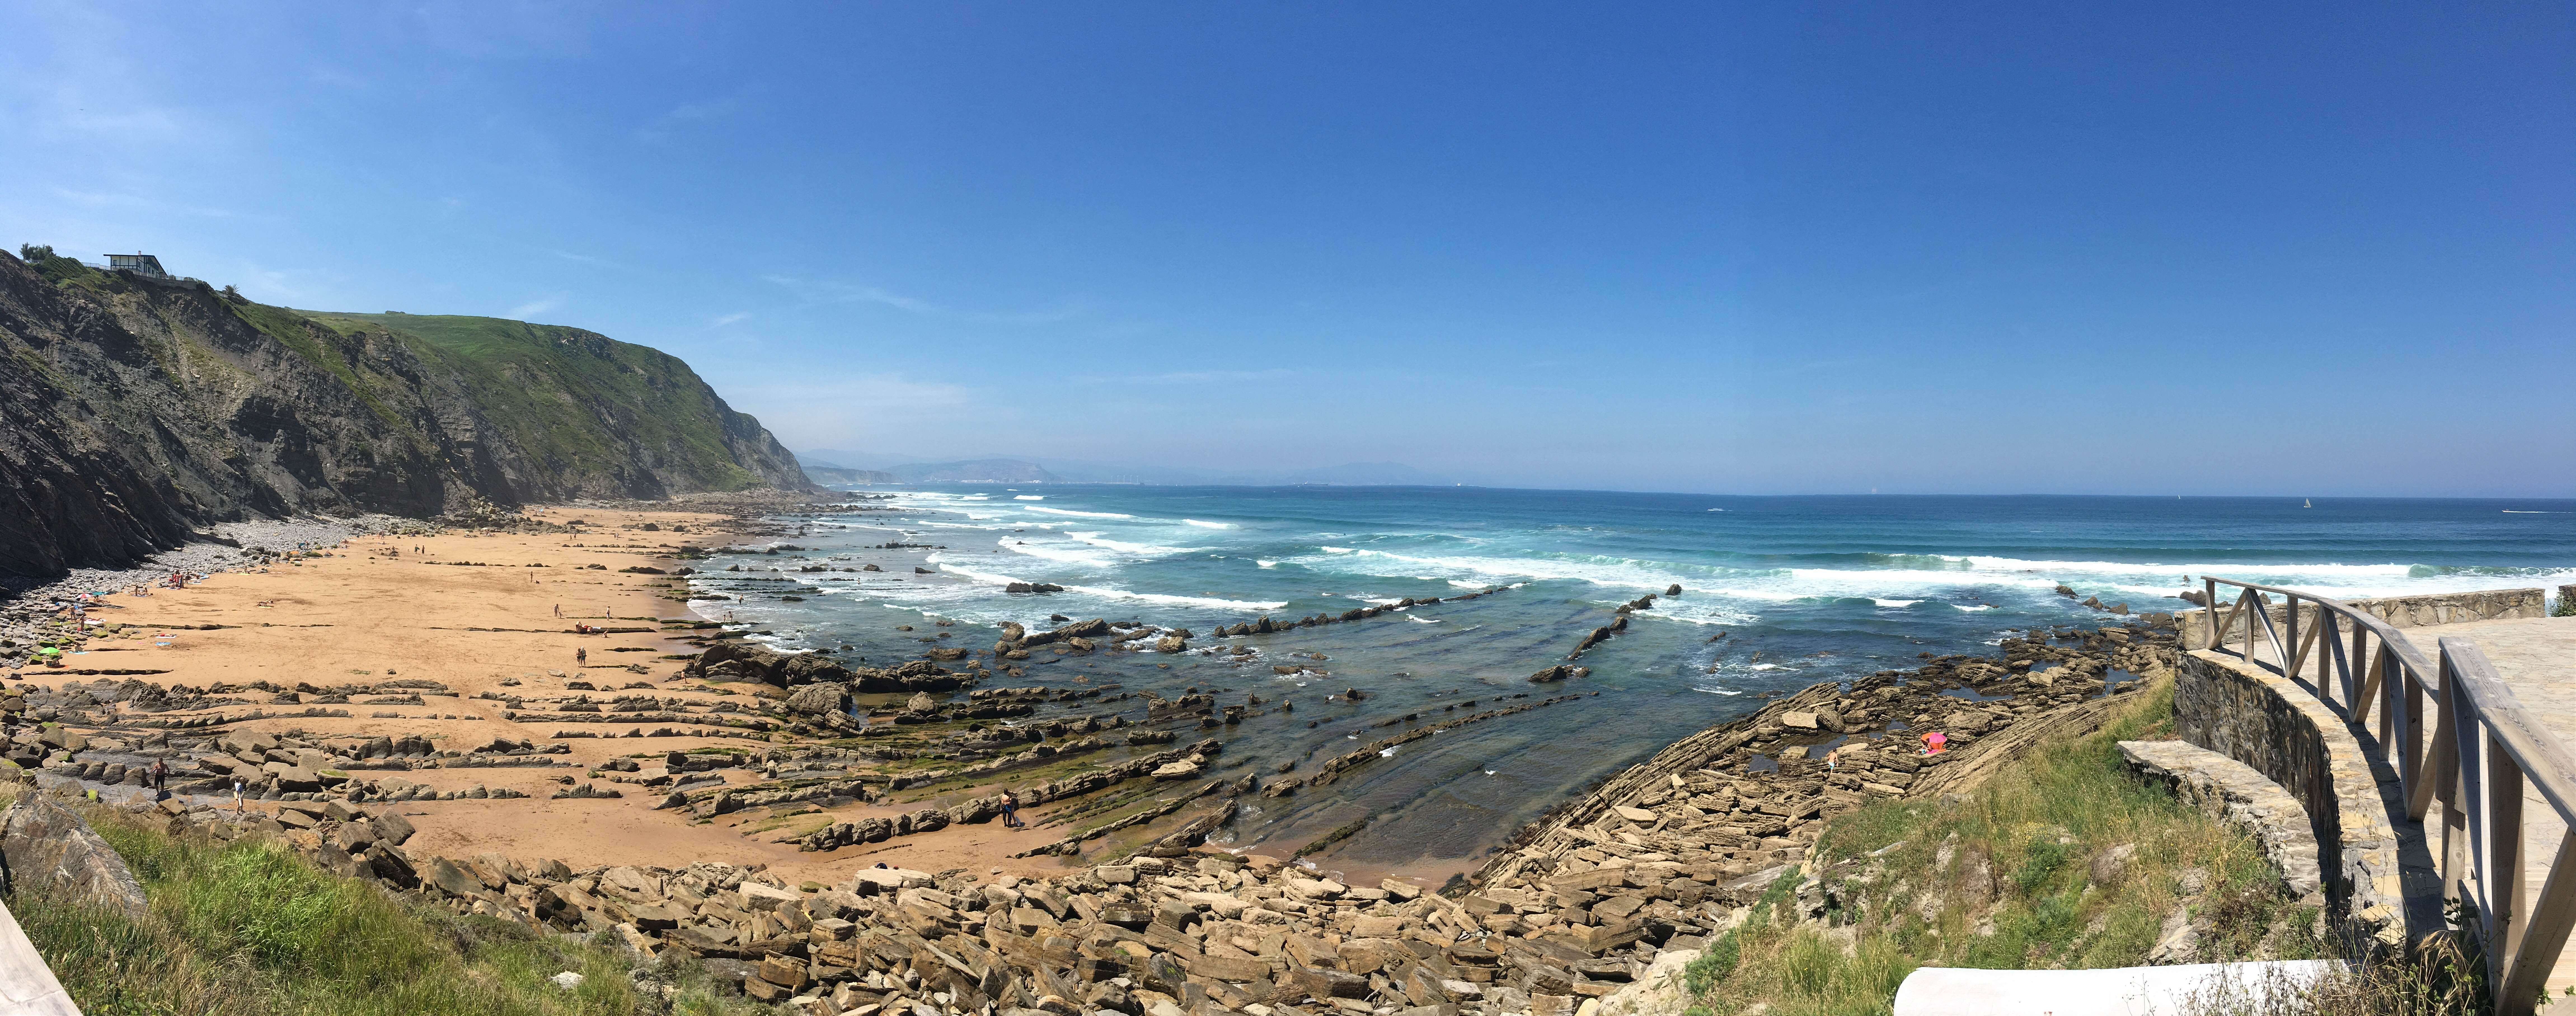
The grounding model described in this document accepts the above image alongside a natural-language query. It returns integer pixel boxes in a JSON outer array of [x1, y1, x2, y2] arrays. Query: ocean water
[[690, 488, 2576, 876]]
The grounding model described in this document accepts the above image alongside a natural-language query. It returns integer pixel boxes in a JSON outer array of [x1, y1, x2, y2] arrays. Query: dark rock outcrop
[[0, 793, 148, 918], [684, 643, 972, 693]]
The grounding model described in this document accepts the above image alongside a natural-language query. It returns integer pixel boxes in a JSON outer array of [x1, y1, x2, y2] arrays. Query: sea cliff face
[[0, 249, 812, 577]]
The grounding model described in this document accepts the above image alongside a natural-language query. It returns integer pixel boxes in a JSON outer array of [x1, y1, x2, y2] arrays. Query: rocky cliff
[[0, 248, 813, 578]]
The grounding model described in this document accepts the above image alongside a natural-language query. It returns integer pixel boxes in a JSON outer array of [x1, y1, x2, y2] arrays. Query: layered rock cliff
[[0, 248, 813, 577]]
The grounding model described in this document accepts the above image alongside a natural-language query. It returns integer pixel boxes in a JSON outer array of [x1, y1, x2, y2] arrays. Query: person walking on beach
[[575, 647, 587, 666], [553, 604, 561, 618], [999, 791, 1022, 829]]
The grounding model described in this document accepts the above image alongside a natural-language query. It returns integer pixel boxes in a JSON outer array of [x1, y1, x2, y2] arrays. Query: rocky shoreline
[[5, 605, 2184, 1015]]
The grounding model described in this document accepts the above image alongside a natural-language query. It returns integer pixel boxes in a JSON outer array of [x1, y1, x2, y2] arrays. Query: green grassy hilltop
[[1, 245, 811, 575]]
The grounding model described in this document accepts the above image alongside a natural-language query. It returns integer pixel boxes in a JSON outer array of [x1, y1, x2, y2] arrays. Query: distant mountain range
[[801, 465, 898, 485], [795, 450, 1446, 487]]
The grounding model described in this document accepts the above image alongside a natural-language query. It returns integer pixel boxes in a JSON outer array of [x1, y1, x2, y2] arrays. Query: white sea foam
[[994, 538, 1114, 567], [1026, 506, 1133, 519], [1379, 747, 1398, 758], [1694, 686, 1745, 696], [1183, 519, 1233, 528], [1952, 603, 1996, 612], [1015, 495, 1045, 500], [1407, 616, 1441, 623], [1060, 584, 1286, 610], [1066, 531, 1194, 557], [1873, 599, 1922, 608], [931, 560, 1284, 610], [1321, 547, 1355, 553], [1256, 560, 1278, 568]]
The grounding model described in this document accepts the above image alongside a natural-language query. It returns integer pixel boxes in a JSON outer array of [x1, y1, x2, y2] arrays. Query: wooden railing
[[2202, 577, 2576, 1015]]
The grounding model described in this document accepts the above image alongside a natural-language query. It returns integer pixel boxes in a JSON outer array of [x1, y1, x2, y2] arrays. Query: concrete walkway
[[2406, 614, 2576, 995]]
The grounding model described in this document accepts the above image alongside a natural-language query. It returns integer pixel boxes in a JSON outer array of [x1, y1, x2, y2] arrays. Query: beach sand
[[37, 505, 1076, 882]]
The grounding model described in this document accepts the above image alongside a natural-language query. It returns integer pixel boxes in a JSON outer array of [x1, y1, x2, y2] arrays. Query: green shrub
[[1687, 931, 1742, 992]]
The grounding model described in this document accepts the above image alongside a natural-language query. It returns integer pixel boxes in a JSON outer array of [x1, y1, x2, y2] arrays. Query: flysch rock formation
[[6, 612, 2184, 1016]]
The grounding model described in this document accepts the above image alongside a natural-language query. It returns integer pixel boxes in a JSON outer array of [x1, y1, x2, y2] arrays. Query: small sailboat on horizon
[[2303, 498, 2312, 508]]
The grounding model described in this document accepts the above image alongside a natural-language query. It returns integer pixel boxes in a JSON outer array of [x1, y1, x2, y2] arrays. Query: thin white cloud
[[712, 311, 751, 327], [764, 275, 1077, 325], [505, 297, 561, 319], [727, 375, 991, 449], [966, 305, 1083, 326], [48, 187, 233, 218], [552, 250, 599, 263], [1104, 368, 1295, 385], [637, 98, 739, 142], [309, 67, 368, 90]]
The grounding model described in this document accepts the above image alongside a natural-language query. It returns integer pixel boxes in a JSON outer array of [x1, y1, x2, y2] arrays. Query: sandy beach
[[14, 504, 1086, 884]]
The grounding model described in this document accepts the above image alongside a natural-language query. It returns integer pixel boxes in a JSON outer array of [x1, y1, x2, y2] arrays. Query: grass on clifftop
[[5, 792, 773, 1016], [1683, 680, 2328, 1016], [306, 312, 768, 494]]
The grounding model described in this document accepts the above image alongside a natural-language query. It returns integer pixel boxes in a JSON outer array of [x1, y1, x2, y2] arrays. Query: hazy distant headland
[[797, 449, 1447, 486]]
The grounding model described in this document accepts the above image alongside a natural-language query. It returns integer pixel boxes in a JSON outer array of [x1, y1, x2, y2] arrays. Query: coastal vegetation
[[1667, 680, 2495, 1016], [6, 789, 767, 1016]]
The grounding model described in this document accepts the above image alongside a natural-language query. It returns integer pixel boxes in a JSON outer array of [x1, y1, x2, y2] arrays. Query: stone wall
[[2177, 588, 2545, 651], [2173, 650, 2407, 949]]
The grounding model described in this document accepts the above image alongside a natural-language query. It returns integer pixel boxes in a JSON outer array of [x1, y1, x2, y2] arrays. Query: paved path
[[2406, 614, 2576, 994]]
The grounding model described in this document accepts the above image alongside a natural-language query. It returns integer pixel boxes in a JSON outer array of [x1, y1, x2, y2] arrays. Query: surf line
[[1209, 584, 1517, 639]]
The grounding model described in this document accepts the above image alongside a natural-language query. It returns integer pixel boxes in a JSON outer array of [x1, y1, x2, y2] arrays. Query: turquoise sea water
[[689, 488, 2576, 876]]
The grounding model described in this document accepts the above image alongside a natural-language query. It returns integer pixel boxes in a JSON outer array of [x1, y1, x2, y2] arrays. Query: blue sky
[[3, 3, 2570, 496]]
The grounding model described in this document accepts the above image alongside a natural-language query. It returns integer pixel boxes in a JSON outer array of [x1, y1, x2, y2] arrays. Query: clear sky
[[3, 3, 2570, 496]]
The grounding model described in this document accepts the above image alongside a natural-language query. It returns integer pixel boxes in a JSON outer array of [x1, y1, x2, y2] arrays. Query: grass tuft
[[9, 795, 770, 1016]]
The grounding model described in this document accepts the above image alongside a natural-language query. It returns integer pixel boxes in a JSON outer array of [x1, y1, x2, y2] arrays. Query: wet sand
[[45, 505, 1074, 882]]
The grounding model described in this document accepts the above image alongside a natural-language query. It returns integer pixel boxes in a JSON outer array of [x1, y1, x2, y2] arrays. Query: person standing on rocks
[[149, 759, 167, 795], [231, 776, 245, 811]]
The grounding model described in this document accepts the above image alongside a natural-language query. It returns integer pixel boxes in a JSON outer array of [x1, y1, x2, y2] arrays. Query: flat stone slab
[[1893, 961, 2340, 1016], [2119, 739, 2324, 900]]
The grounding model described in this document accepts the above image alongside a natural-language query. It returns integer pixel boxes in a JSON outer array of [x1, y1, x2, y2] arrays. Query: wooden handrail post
[[2501, 833, 2576, 1016], [2489, 727, 2528, 981], [2204, 577, 2218, 648], [2287, 593, 2300, 685]]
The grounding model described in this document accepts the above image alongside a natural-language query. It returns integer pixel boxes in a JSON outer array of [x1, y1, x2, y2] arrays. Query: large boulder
[[0, 794, 148, 918], [784, 683, 849, 717], [685, 643, 858, 687], [1012, 618, 1110, 651], [850, 660, 970, 693]]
